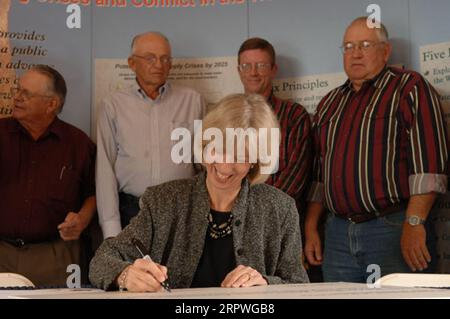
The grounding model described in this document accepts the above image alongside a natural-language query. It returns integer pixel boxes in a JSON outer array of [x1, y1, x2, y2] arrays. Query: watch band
[[406, 215, 426, 226]]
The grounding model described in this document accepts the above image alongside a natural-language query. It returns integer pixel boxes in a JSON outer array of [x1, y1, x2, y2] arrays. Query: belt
[[334, 202, 408, 224], [119, 192, 140, 205], [1, 238, 30, 248], [1, 237, 55, 248]]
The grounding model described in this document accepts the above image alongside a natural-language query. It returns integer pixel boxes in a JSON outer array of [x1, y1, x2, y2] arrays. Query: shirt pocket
[[48, 165, 81, 208], [362, 112, 397, 144]]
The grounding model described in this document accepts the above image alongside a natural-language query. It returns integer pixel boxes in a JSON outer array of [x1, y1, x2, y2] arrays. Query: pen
[[59, 166, 66, 180], [59, 164, 73, 180], [131, 238, 171, 292]]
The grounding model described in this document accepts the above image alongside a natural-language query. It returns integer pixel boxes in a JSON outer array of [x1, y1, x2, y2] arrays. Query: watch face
[[408, 216, 424, 226], [409, 216, 420, 225]]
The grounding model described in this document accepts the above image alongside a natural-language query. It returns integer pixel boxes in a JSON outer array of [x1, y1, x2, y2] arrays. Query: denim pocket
[[379, 211, 406, 227], [324, 212, 334, 228]]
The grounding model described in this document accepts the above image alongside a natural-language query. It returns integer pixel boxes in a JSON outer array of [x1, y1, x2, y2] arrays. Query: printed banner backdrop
[[1, 0, 450, 273], [2, 0, 92, 133], [273, 72, 346, 115], [0, 0, 15, 118], [420, 41, 450, 273], [94, 56, 244, 140]]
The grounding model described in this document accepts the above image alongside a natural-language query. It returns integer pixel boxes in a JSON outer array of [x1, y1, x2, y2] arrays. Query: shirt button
[[237, 248, 244, 256], [234, 220, 241, 227]]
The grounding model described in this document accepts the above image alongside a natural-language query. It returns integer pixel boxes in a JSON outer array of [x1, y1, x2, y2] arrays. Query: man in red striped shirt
[[305, 17, 448, 282], [237, 38, 317, 281], [237, 38, 312, 212]]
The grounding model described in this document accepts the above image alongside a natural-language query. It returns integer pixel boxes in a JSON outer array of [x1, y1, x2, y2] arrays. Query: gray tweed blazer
[[89, 172, 309, 290]]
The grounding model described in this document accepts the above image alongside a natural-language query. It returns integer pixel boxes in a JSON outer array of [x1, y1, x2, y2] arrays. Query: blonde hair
[[199, 94, 280, 184]]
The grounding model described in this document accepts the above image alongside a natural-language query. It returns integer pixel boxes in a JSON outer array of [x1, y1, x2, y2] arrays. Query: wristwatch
[[406, 215, 426, 226]]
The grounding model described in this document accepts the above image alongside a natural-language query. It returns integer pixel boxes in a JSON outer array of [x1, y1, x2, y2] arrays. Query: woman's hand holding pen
[[117, 259, 169, 292], [221, 265, 267, 288]]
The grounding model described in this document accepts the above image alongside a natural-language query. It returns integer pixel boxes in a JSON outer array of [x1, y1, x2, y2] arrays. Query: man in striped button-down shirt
[[305, 17, 448, 282], [237, 37, 316, 279], [237, 38, 312, 213]]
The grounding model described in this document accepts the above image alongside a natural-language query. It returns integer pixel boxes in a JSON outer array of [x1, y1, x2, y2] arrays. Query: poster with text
[[0, 0, 92, 133], [273, 72, 347, 115], [93, 56, 243, 140], [420, 40, 450, 273]]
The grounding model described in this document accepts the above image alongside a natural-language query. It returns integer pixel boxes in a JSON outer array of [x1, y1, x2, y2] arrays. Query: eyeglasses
[[238, 62, 272, 74], [340, 40, 385, 54], [10, 87, 53, 100], [132, 54, 172, 66]]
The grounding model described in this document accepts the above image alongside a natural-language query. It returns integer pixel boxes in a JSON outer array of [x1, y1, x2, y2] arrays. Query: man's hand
[[304, 228, 323, 266], [304, 201, 325, 266], [58, 212, 88, 241], [401, 224, 431, 272], [221, 265, 267, 288]]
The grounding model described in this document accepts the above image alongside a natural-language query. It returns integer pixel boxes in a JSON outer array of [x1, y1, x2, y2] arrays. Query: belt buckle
[[10, 238, 26, 248], [17, 239, 26, 247]]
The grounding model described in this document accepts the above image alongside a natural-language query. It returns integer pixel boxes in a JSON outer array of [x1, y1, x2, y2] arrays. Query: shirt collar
[[133, 79, 170, 101], [9, 117, 64, 141], [344, 65, 389, 91], [368, 66, 390, 89], [46, 117, 65, 140], [267, 90, 276, 104], [266, 90, 278, 110], [7, 118, 21, 133]]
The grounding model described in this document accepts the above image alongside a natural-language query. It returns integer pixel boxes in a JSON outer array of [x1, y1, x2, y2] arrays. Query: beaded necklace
[[207, 212, 233, 239]]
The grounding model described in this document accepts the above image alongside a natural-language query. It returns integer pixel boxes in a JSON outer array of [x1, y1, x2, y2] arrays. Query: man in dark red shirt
[[0, 65, 96, 286], [304, 17, 448, 282]]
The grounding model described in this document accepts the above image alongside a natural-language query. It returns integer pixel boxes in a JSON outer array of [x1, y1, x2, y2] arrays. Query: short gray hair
[[130, 31, 170, 54], [31, 64, 67, 112], [347, 16, 389, 42]]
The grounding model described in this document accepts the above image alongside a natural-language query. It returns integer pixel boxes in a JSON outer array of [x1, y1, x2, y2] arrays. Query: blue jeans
[[322, 210, 435, 283]]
